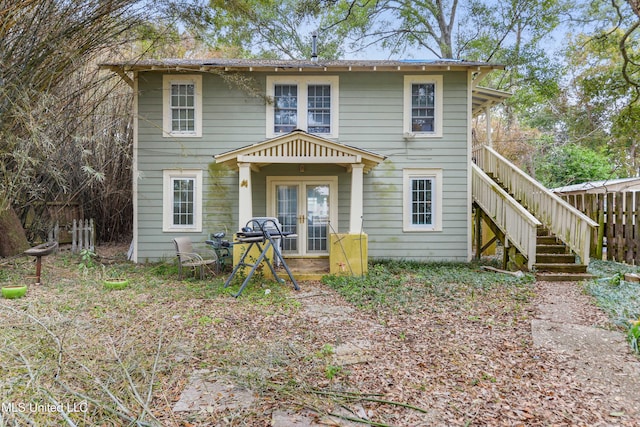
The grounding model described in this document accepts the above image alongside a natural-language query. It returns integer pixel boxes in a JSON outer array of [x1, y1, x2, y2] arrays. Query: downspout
[[132, 71, 139, 262], [466, 70, 474, 262]]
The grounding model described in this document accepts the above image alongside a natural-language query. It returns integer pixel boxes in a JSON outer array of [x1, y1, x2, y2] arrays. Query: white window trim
[[403, 75, 443, 138], [266, 75, 339, 139], [403, 168, 443, 232], [163, 75, 202, 138], [162, 169, 203, 232]]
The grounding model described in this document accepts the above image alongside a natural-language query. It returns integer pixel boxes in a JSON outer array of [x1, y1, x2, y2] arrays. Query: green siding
[[135, 70, 471, 262]]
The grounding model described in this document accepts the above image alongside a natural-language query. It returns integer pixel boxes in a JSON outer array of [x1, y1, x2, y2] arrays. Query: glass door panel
[[276, 184, 298, 254], [306, 184, 330, 253], [270, 177, 335, 256]]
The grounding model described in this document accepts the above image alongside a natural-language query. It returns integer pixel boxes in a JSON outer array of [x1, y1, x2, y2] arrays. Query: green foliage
[[198, 315, 213, 326], [205, 162, 234, 234], [203, 0, 344, 59], [585, 263, 640, 328], [584, 260, 640, 355], [534, 143, 616, 188], [322, 260, 534, 314], [78, 249, 97, 276], [319, 343, 335, 357], [628, 322, 640, 354], [543, 24, 640, 176], [146, 261, 180, 278], [462, 0, 569, 114], [324, 364, 343, 380]]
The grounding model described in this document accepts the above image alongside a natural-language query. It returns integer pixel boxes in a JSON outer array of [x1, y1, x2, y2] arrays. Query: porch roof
[[472, 86, 512, 116], [214, 130, 386, 173]]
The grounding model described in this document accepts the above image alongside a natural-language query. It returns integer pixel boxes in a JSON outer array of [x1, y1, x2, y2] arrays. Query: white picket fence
[[49, 218, 95, 254]]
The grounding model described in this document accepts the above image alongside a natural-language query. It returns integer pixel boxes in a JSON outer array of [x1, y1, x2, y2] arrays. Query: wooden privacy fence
[[49, 219, 95, 254], [561, 192, 640, 264]]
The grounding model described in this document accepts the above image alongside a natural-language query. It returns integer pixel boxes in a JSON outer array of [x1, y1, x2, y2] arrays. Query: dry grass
[[0, 249, 638, 426]]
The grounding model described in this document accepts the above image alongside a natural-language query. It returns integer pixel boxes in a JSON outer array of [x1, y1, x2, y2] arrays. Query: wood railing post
[[479, 145, 598, 265], [472, 164, 540, 270]]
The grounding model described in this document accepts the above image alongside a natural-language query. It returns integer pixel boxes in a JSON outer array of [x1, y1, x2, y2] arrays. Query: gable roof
[[215, 130, 386, 173]]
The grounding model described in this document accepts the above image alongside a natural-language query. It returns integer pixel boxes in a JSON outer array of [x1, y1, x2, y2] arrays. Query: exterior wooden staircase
[[534, 227, 594, 281], [472, 145, 598, 281]]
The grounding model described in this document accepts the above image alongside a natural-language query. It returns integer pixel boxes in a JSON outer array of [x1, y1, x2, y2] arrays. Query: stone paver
[[173, 289, 382, 424], [172, 370, 255, 413]]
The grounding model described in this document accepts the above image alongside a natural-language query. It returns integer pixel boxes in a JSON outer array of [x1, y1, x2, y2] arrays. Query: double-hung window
[[403, 75, 443, 137], [274, 84, 298, 133], [163, 169, 203, 232], [172, 177, 195, 226], [267, 76, 338, 138], [163, 75, 202, 137], [403, 169, 443, 231], [307, 84, 332, 134]]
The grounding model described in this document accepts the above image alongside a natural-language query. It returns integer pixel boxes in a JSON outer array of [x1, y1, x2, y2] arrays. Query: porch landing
[[283, 258, 330, 281]]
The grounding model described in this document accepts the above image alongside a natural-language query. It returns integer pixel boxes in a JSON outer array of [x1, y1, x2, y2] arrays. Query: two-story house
[[101, 59, 511, 274]]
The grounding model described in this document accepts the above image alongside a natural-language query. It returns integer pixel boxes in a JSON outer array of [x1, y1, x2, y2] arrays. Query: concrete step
[[534, 263, 588, 274], [284, 257, 329, 281]]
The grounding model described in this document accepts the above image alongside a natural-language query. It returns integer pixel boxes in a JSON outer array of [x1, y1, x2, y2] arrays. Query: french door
[[268, 177, 337, 256]]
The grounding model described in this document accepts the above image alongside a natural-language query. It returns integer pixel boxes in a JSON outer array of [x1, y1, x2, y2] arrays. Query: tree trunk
[[0, 206, 30, 257]]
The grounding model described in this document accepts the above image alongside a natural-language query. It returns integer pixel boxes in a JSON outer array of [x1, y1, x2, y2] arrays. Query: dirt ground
[[531, 281, 640, 424], [170, 277, 640, 426], [2, 249, 640, 426]]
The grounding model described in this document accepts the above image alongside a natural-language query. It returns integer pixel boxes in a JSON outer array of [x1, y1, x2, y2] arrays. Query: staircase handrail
[[472, 163, 541, 270], [477, 145, 598, 264]]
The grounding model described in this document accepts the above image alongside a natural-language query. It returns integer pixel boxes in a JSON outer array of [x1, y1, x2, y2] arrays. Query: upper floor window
[[163, 75, 202, 137], [274, 84, 298, 133], [267, 76, 339, 138], [403, 75, 443, 138]]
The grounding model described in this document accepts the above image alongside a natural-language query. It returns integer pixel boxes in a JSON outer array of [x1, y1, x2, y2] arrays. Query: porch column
[[485, 106, 492, 147], [238, 162, 253, 230], [349, 163, 364, 233]]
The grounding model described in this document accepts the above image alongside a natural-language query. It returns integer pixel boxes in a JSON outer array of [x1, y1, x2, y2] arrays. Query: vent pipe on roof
[[311, 32, 318, 62]]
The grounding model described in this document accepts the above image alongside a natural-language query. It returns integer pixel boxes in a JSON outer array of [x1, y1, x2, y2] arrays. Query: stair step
[[536, 244, 569, 254], [537, 236, 561, 245], [535, 272, 594, 282], [534, 263, 588, 273], [536, 253, 577, 264], [537, 227, 551, 236]]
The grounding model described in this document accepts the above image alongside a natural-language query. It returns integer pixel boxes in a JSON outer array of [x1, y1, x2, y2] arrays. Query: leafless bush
[[0, 1, 154, 245]]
